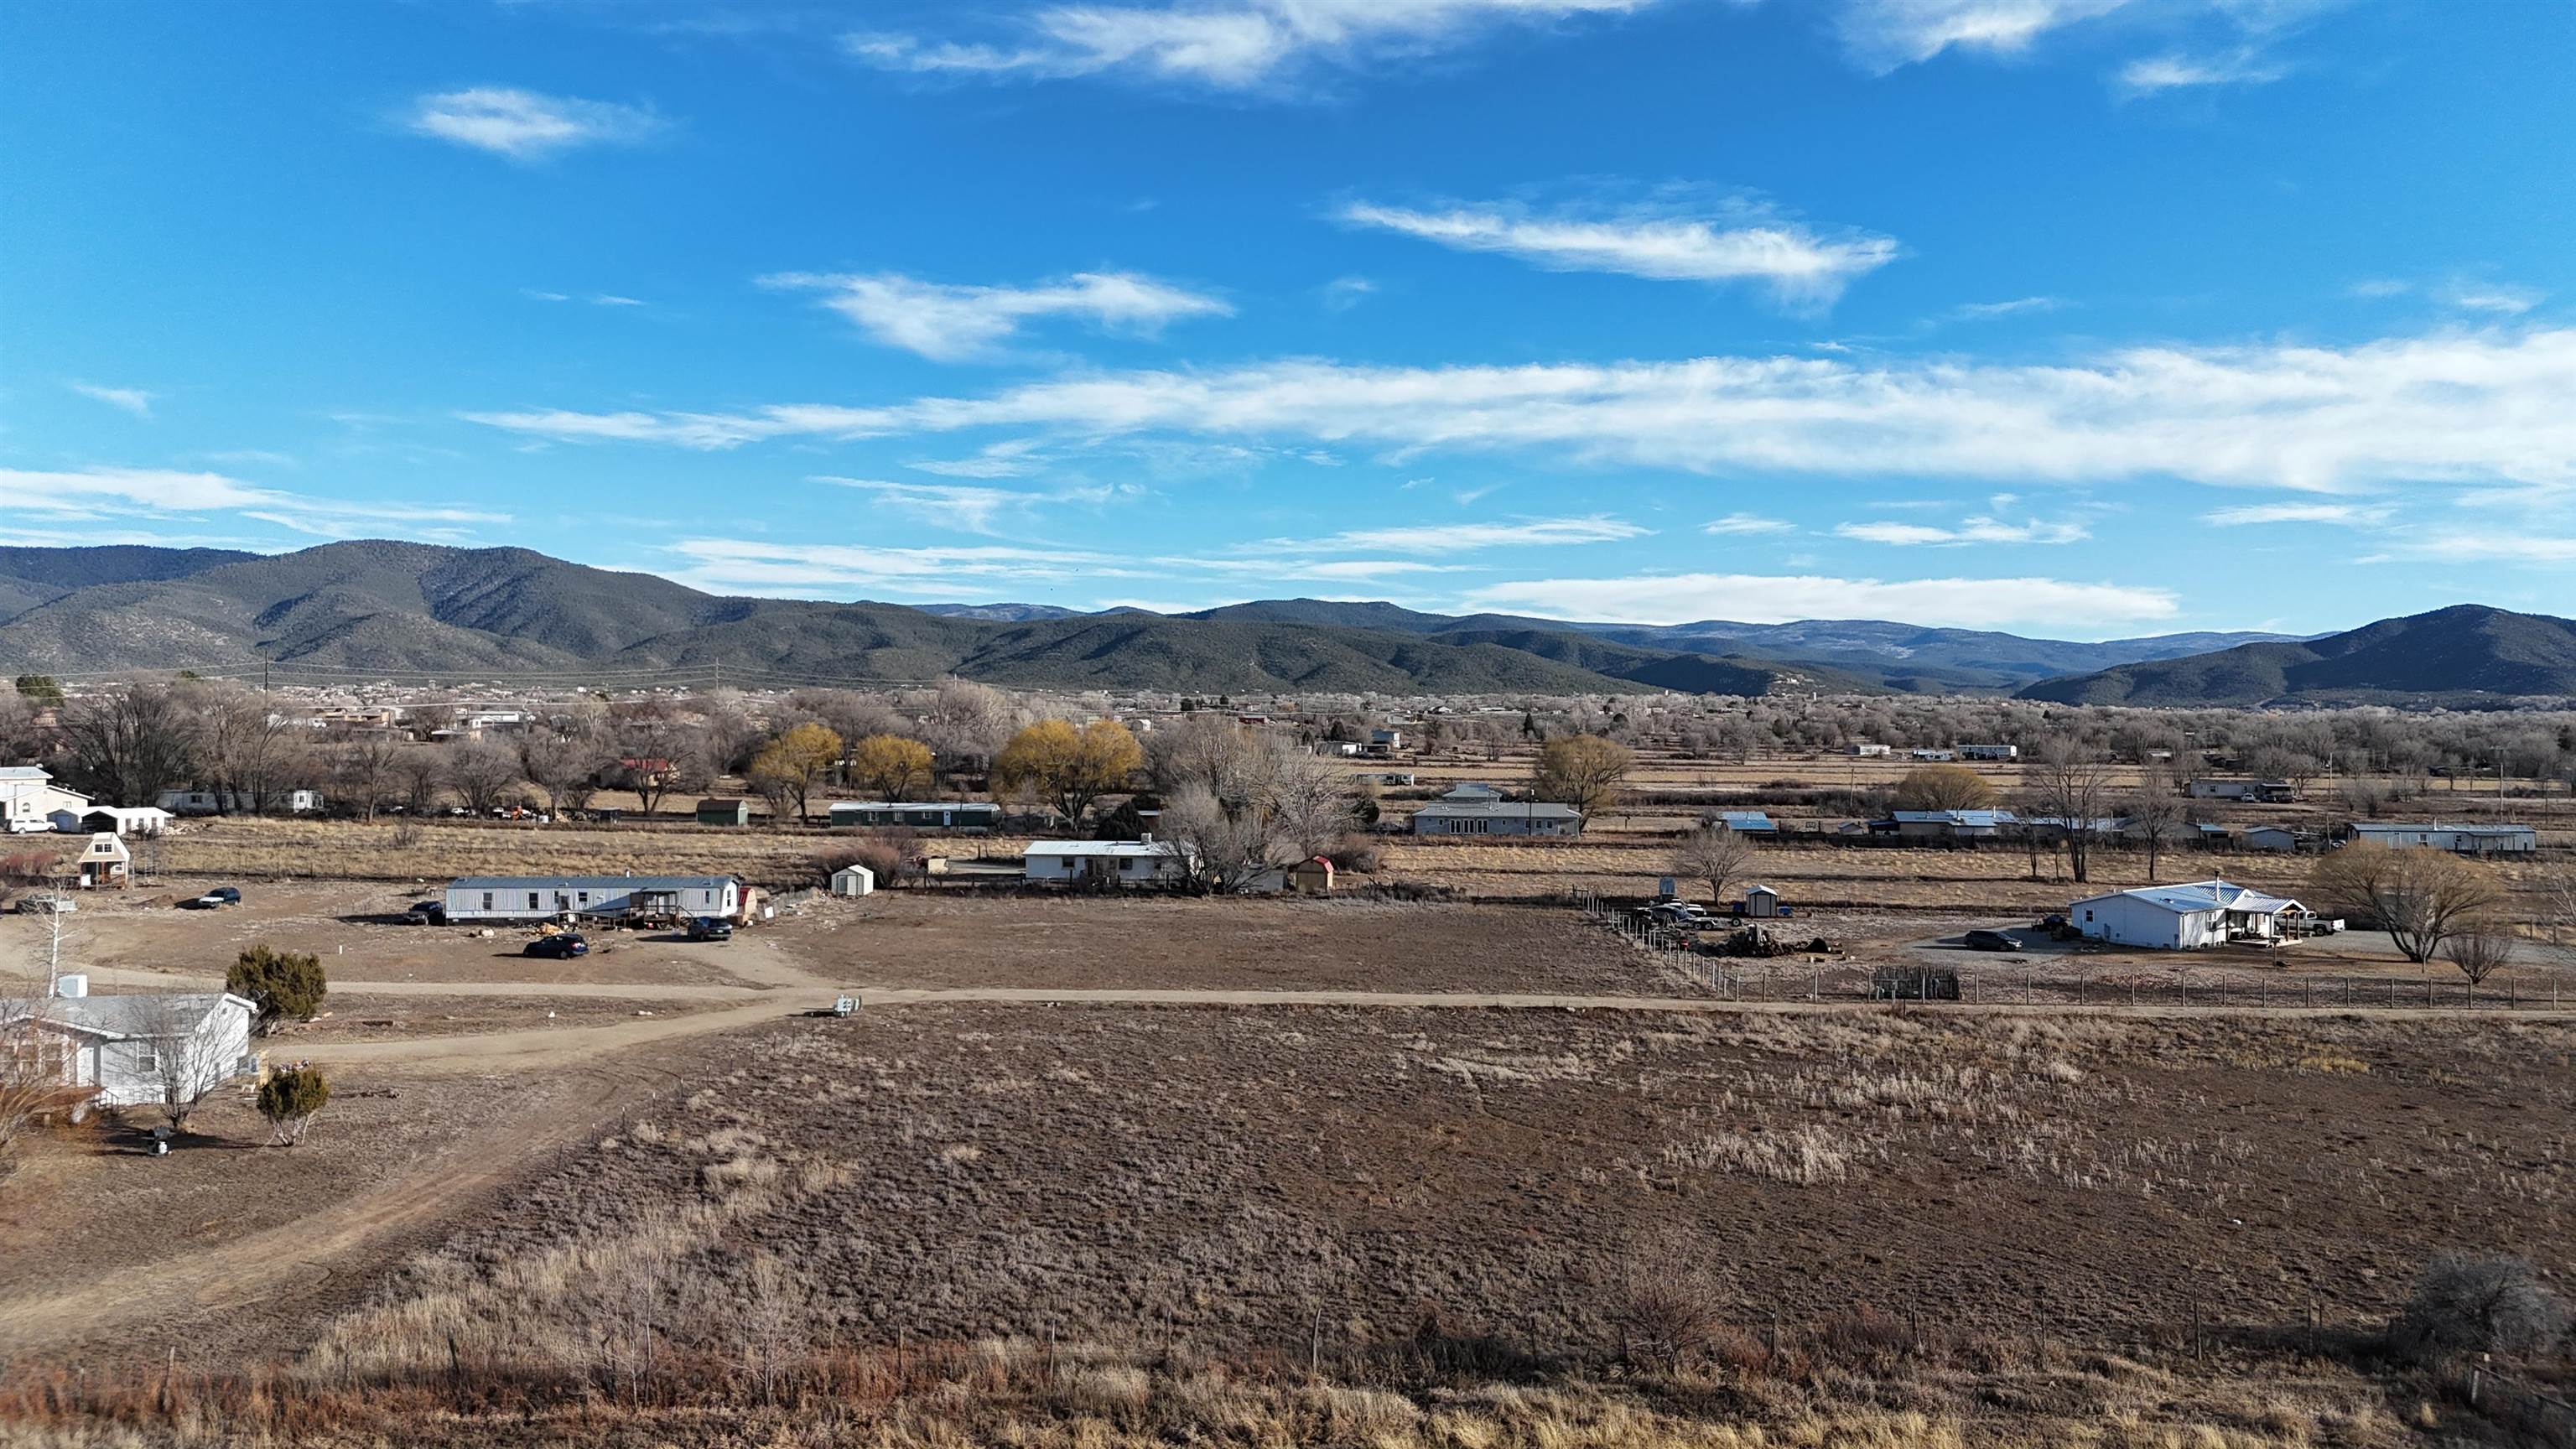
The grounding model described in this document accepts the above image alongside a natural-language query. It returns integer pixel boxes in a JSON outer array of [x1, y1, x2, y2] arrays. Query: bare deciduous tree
[[2310, 840, 2506, 964], [60, 685, 196, 807], [2441, 928, 2515, 989], [2027, 741, 2116, 885], [140, 995, 234, 1132], [735, 1253, 813, 1407], [328, 730, 408, 822], [2127, 762, 2185, 884], [443, 740, 522, 817], [1672, 827, 1757, 906]]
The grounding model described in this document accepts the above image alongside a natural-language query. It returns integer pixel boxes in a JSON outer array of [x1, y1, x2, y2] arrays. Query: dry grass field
[[4, 735, 2573, 1447]]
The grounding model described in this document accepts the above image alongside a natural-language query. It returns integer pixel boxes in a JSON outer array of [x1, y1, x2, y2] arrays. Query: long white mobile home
[[444, 875, 743, 922]]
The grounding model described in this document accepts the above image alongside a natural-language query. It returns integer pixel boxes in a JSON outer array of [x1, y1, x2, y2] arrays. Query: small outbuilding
[[1739, 884, 1784, 919], [695, 798, 753, 828], [75, 832, 131, 889], [2243, 825, 2300, 853], [829, 864, 876, 897]]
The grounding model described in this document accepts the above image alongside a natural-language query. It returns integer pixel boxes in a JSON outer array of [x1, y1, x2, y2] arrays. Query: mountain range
[[0, 542, 2564, 704]]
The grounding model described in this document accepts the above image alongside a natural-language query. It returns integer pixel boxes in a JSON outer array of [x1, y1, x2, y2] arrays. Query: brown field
[[4, 735, 2573, 1448]]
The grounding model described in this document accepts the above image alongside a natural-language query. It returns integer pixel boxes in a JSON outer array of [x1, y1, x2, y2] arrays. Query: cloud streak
[[70, 383, 156, 418], [404, 87, 663, 160], [1834, 515, 2089, 545], [848, 0, 1660, 91], [1461, 571, 2179, 629], [463, 327, 2576, 497], [0, 467, 508, 542], [1339, 200, 1898, 307], [763, 270, 1231, 361]]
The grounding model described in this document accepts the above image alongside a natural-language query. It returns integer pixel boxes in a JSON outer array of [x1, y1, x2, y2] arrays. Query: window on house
[[481, 892, 493, 911], [527, 892, 541, 910], [136, 1040, 160, 1072]]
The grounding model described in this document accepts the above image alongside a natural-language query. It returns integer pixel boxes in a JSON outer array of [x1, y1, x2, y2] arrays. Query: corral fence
[[1574, 891, 2574, 1011]]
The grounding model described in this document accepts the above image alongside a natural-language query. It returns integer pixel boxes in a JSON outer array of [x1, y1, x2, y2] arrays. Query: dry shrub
[[1326, 834, 1383, 874], [1664, 1125, 1854, 1186], [2392, 1254, 2571, 1362], [814, 828, 918, 886]]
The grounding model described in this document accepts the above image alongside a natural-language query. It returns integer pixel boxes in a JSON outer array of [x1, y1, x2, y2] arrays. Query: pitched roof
[[1025, 839, 1187, 857], [2, 992, 254, 1041], [449, 875, 738, 891], [1410, 800, 1583, 819], [2070, 880, 2304, 916], [1892, 809, 2017, 828]]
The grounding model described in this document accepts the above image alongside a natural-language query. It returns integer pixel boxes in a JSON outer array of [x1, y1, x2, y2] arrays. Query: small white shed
[[830, 864, 876, 897], [1741, 884, 1783, 919]]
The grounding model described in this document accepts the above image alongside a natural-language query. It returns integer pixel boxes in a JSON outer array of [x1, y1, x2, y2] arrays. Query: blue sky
[[4, 0, 2571, 639]]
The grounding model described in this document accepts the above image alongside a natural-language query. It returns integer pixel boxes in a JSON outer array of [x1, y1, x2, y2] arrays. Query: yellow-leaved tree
[[849, 734, 935, 803], [749, 721, 844, 824], [994, 719, 1141, 828]]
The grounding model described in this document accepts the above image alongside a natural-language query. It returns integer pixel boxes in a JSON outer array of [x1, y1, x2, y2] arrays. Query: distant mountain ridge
[[0, 543, 1845, 696], [2016, 605, 2576, 705], [0, 544, 2549, 704]]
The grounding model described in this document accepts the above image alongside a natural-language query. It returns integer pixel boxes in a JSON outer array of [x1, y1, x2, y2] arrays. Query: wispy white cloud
[[1945, 295, 2064, 321], [847, 0, 1661, 91], [669, 538, 1134, 598], [2444, 281, 2542, 316], [2204, 500, 2388, 526], [2116, 48, 2286, 95], [1703, 512, 1794, 535], [1340, 199, 1897, 309], [70, 382, 156, 418], [2378, 532, 2576, 564], [591, 294, 647, 307], [905, 439, 1049, 478], [1462, 571, 2179, 629], [0, 466, 509, 539], [1835, 514, 2089, 545], [1321, 275, 1378, 312], [1833, 0, 2137, 71], [403, 87, 664, 160], [2346, 278, 2411, 299], [463, 327, 2576, 498], [814, 475, 1141, 533], [1284, 516, 1648, 554], [761, 270, 1231, 361]]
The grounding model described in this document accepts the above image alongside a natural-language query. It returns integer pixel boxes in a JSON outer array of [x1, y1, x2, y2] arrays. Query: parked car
[[685, 916, 734, 942], [1963, 928, 2023, 952], [404, 901, 447, 926], [181, 887, 242, 911], [15, 894, 75, 914], [524, 932, 589, 959]]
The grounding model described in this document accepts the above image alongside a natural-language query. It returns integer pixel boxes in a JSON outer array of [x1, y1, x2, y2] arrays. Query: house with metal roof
[[0, 980, 257, 1108], [1885, 809, 2017, 842], [828, 801, 1002, 830], [442, 874, 743, 922], [2068, 880, 2310, 950], [1022, 838, 1194, 885], [1408, 799, 1585, 837], [1713, 810, 1778, 835]]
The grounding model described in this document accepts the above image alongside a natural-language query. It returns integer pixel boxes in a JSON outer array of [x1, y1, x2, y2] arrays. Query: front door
[[73, 1043, 96, 1087]]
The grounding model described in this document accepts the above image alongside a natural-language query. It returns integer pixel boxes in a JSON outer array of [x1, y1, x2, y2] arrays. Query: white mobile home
[[0, 982, 257, 1108], [2069, 880, 2309, 950], [52, 805, 173, 838], [443, 874, 743, 922], [1956, 744, 2019, 761], [1408, 800, 1584, 837], [1022, 839, 1192, 886], [2347, 823, 2537, 856], [2188, 778, 2296, 802], [157, 788, 325, 817], [827, 801, 1002, 830]]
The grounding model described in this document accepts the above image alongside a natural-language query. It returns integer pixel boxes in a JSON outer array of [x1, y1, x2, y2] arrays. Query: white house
[[1957, 744, 2020, 761], [0, 980, 258, 1109], [1888, 809, 2016, 842], [51, 805, 172, 837], [2, 766, 90, 834], [2243, 825, 2301, 853], [2347, 822, 2537, 856], [829, 864, 876, 897], [1022, 839, 1193, 886], [2068, 880, 2309, 950], [1846, 743, 1891, 757], [157, 788, 325, 817], [443, 874, 743, 922]]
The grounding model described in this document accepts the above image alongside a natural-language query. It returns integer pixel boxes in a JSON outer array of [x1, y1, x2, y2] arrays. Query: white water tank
[[56, 974, 89, 999]]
